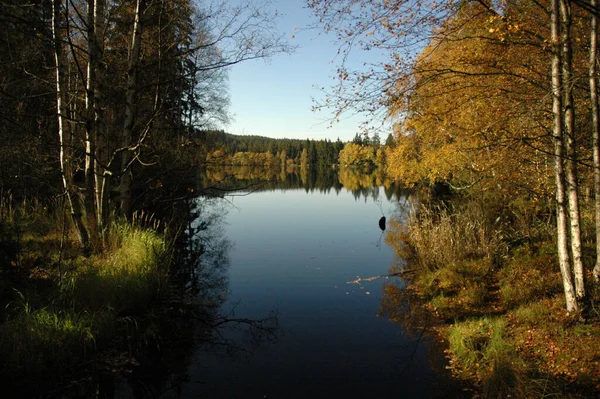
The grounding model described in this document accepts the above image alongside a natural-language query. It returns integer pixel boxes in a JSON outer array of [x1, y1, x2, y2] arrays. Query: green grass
[[63, 221, 169, 314], [0, 212, 170, 382], [448, 317, 529, 398], [0, 306, 115, 377]]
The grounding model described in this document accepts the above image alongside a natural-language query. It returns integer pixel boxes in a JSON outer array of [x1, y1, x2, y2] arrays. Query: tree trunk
[[53, 0, 90, 253], [591, 0, 600, 282], [85, 0, 98, 237], [552, 0, 578, 312], [92, 0, 108, 230], [120, 0, 144, 219], [561, 0, 585, 300]]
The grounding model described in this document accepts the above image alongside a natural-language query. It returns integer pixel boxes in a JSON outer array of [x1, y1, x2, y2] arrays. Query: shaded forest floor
[[385, 197, 600, 398], [0, 198, 188, 397]]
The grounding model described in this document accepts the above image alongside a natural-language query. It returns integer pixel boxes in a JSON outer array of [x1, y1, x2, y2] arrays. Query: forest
[[197, 129, 387, 168]]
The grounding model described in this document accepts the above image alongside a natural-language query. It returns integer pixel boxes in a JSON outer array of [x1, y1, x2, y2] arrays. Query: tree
[[552, 0, 579, 312], [0, 0, 55, 199], [52, 0, 90, 252], [307, 0, 461, 132], [591, 0, 600, 281], [43, 0, 294, 241]]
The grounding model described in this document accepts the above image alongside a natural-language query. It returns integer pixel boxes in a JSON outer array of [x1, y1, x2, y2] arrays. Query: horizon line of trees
[[197, 129, 389, 168]]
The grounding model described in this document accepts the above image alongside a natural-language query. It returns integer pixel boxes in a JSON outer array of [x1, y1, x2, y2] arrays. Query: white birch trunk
[[53, 0, 90, 253], [85, 0, 98, 236], [560, 0, 585, 300], [92, 0, 108, 230], [552, 0, 578, 312]]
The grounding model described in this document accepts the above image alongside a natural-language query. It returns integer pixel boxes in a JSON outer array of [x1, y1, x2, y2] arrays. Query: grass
[[0, 305, 115, 378], [402, 201, 505, 272], [0, 197, 171, 387], [63, 221, 169, 314], [498, 247, 562, 310], [388, 195, 600, 398]]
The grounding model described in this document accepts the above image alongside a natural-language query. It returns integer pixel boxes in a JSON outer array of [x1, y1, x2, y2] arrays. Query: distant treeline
[[196, 130, 392, 168]]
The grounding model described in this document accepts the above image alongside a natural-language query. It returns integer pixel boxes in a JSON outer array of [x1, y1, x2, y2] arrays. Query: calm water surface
[[171, 185, 452, 398]]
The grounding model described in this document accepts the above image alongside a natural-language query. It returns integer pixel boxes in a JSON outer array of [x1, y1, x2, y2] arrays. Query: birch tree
[[119, 0, 145, 219], [560, 0, 586, 301], [552, 0, 579, 312], [591, 0, 600, 282], [53, 0, 91, 253]]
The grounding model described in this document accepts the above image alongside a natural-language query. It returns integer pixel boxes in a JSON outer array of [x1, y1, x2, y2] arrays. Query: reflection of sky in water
[[225, 188, 396, 307], [176, 188, 444, 399]]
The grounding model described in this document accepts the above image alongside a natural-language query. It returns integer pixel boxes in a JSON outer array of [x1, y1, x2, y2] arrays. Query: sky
[[225, 0, 384, 142]]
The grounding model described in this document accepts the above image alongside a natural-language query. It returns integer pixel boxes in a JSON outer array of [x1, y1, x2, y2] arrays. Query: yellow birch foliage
[[386, 1, 561, 198]]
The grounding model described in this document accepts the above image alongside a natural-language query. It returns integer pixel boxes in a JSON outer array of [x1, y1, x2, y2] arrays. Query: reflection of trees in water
[[201, 165, 413, 203], [179, 196, 231, 305], [87, 196, 279, 398], [203, 165, 342, 194], [183, 197, 279, 353]]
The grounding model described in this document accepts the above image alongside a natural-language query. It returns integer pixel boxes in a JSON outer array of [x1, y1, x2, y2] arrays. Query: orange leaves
[[385, 0, 551, 191]]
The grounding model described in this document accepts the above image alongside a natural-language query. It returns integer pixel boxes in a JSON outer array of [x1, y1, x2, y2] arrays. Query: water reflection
[[98, 167, 463, 398], [81, 196, 279, 399], [201, 165, 405, 202], [376, 199, 470, 398], [165, 167, 467, 399]]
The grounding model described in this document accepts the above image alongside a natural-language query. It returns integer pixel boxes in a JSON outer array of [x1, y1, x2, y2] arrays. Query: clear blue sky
[[226, 0, 382, 142]]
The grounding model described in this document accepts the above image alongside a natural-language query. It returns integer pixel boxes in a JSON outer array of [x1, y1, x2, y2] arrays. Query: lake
[[163, 169, 462, 398]]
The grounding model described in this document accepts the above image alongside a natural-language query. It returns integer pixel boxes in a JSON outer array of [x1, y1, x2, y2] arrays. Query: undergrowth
[[0, 197, 171, 387]]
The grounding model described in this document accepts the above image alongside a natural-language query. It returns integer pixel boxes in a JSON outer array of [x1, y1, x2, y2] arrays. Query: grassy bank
[[0, 197, 172, 392], [387, 196, 600, 398]]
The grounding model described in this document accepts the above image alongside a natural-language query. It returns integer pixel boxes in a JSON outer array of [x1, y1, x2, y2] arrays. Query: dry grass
[[405, 201, 505, 272]]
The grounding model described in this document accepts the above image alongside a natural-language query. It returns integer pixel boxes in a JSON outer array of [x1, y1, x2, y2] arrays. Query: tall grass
[[0, 303, 115, 378], [405, 201, 505, 272], [0, 216, 170, 381], [448, 317, 529, 398], [63, 220, 169, 314]]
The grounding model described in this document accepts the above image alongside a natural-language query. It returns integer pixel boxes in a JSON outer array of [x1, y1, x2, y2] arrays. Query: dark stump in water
[[379, 216, 386, 231]]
